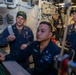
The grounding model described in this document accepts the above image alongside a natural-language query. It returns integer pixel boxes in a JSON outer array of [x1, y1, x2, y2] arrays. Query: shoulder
[[2, 27, 8, 33], [49, 41, 60, 53], [49, 40, 59, 48], [24, 26, 32, 30], [23, 26, 33, 33]]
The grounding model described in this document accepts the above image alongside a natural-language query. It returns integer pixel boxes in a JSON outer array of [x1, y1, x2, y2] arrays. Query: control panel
[[0, 0, 14, 5], [0, 0, 17, 34]]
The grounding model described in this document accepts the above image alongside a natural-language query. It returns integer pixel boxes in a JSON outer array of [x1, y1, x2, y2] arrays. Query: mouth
[[36, 36, 41, 39]]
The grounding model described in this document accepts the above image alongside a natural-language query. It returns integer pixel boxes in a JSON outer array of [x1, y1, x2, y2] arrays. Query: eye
[[41, 30, 45, 33]]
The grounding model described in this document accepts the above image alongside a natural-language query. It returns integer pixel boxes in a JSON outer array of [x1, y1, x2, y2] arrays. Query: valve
[[54, 54, 69, 69]]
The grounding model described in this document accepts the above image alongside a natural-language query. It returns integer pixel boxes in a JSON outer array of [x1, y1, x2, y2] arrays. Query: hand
[[0, 53, 5, 61], [20, 44, 27, 50], [7, 35, 16, 42]]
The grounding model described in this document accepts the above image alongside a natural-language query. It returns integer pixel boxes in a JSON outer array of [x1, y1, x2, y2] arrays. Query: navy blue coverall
[[0, 24, 34, 53], [66, 24, 76, 62], [66, 24, 76, 75], [5, 40, 60, 75], [0, 24, 34, 68]]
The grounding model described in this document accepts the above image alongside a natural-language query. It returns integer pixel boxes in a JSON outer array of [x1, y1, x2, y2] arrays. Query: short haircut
[[39, 21, 52, 32]]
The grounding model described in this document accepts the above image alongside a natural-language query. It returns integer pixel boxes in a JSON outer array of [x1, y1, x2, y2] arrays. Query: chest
[[32, 48, 53, 62]]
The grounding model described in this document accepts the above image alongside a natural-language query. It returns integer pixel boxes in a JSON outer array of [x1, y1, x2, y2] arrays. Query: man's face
[[36, 24, 52, 42], [73, 12, 76, 22], [16, 16, 26, 26]]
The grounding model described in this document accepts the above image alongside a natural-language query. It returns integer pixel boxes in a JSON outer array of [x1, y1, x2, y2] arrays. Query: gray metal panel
[[3, 61, 31, 75]]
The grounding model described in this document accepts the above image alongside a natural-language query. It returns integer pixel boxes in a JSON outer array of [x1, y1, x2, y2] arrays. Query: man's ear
[[49, 32, 53, 38]]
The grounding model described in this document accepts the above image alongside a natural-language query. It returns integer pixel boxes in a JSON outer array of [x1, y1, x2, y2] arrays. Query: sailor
[[0, 21, 60, 75], [0, 11, 34, 68], [66, 9, 76, 62]]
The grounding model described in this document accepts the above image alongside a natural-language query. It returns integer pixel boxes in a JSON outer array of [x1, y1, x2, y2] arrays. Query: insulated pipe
[[58, 1, 72, 75], [60, 6, 71, 56]]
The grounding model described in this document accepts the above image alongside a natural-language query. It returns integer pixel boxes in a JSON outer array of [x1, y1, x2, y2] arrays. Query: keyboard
[[0, 62, 11, 75]]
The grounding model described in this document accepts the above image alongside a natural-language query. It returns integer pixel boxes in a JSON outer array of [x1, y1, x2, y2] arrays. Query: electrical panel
[[42, 3, 57, 15], [41, 2, 57, 21], [0, 0, 14, 6], [27, 0, 38, 6], [0, 0, 14, 8], [4, 0, 14, 5]]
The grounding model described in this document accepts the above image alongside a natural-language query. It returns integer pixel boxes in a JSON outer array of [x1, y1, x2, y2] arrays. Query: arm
[[20, 27, 34, 49], [0, 28, 9, 47], [0, 28, 16, 47], [5, 43, 32, 62]]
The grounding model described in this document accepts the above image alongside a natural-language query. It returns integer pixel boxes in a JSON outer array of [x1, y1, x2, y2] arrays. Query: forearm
[[5, 47, 31, 62], [5, 51, 22, 62]]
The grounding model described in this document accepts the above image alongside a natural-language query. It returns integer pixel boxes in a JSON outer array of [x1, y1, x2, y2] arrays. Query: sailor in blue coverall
[[0, 11, 34, 53], [66, 10, 76, 62], [0, 11, 34, 68], [0, 21, 60, 75], [0, 24, 34, 53], [5, 40, 60, 75], [65, 9, 76, 75]]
